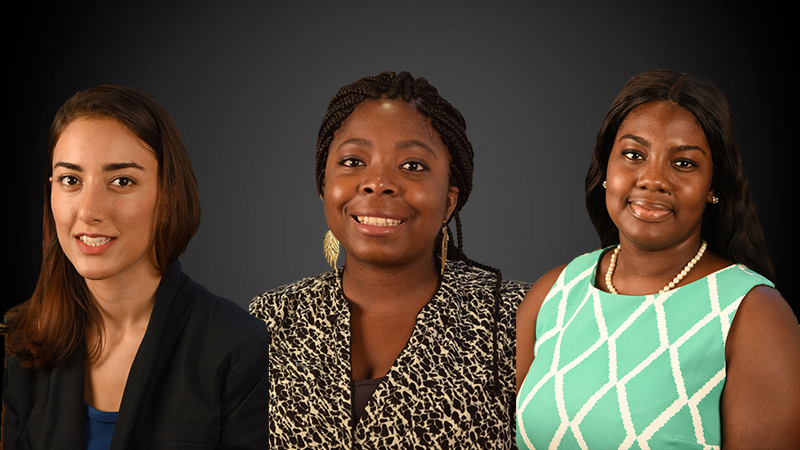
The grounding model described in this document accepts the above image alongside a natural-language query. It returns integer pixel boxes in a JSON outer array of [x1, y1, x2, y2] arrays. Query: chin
[[68, 254, 158, 284], [69, 261, 117, 281], [341, 244, 402, 266], [621, 232, 683, 251]]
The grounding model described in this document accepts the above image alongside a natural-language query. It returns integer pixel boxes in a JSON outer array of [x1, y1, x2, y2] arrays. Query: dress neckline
[[589, 247, 737, 298]]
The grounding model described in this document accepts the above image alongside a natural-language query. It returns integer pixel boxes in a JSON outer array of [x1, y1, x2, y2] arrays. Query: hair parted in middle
[[316, 71, 481, 266], [5, 84, 201, 369], [585, 69, 775, 282], [315, 71, 506, 393]]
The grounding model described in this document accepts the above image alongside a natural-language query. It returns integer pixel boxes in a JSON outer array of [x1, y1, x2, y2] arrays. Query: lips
[[75, 234, 116, 254], [349, 210, 407, 237], [628, 200, 672, 221]]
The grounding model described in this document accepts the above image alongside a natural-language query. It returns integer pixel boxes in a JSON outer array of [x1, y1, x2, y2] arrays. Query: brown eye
[[400, 161, 428, 172], [339, 157, 364, 167], [622, 150, 644, 160], [58, 175, 80, 186], [111, 177, 136, 187]]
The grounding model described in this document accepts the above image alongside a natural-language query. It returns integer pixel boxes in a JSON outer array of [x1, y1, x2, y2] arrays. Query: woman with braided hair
[[250, 71, 529, 448]]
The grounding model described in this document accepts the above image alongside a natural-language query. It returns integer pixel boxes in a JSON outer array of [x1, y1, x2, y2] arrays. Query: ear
[[444, 186, 459, 222], [707, 188, 716, 203]]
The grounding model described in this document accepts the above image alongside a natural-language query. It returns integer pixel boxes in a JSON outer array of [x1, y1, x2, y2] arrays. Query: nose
[[360, 164, 398, 196], [77, 183, 107, 224], [637, 160, 671, 194]]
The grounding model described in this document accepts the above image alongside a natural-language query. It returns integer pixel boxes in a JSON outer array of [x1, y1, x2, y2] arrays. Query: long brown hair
[[5, 85, 201, 368]]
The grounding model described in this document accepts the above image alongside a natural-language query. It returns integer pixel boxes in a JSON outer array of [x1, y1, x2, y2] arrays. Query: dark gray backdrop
[[9, 1, 796, 316]]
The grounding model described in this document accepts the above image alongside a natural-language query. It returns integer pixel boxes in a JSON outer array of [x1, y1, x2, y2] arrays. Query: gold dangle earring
[[323, 230, 340, 269], [440, 223, 448, 275], [320, 189, 340, 269]]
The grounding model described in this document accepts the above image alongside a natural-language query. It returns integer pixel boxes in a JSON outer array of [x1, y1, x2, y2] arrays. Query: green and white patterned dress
[[516, 248, 773, 450]]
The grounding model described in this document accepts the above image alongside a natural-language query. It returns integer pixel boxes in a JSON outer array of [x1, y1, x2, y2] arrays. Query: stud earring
[[323, 230, 340, 269], [602, 180, 607, 188], [711, 196, 719, 204], [440, 224, 448, 275]]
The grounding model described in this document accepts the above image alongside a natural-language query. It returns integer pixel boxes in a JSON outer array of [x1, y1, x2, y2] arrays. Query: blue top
[[84, 402, 117, 450]]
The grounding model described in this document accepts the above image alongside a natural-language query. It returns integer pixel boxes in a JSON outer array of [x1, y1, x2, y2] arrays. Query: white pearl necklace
[[605, 239, 707, 295]]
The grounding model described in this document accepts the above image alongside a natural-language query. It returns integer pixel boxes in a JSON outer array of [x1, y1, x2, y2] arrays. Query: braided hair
[[316, 71, 505, 394]]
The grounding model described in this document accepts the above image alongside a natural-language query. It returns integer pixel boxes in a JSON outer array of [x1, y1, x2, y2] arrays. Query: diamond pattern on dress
[[517, 251, 772, 450]]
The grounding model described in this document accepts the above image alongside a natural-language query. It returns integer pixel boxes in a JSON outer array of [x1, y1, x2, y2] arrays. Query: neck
[[621, 238, 702, 277], [609, 233, 707, 295], [85, 263, 161, 329], [342, 255, 441, 314]]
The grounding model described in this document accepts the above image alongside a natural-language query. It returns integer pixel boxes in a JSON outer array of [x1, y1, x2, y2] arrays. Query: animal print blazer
[[250, 260, 529, 449]]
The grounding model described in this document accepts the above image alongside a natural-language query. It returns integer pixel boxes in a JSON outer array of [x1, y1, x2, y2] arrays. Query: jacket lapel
[[34, 350, 85, 450], [109, 262, 183, 449]]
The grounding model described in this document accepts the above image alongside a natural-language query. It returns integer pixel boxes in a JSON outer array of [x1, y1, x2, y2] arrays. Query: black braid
[[442, 213, 504, 396], [316, 71, 505, 396]]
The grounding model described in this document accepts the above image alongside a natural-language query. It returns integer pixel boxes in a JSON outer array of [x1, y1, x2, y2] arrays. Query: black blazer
[[2, 262, 270, 449]]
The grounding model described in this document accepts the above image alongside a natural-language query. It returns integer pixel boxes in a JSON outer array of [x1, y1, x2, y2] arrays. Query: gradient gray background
[[9, 1, 796, 316]]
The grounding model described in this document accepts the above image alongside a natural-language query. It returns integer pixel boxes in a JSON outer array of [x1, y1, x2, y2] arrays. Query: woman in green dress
[[516, 70, 799, 449]]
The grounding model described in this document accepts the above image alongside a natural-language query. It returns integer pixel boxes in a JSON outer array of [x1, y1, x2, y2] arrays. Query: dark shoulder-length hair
[[585, 69, 774, 281], [5, 85, 201, 368]]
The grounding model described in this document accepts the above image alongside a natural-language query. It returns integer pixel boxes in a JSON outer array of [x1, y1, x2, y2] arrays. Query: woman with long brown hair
[[3, 85, 270, 449]]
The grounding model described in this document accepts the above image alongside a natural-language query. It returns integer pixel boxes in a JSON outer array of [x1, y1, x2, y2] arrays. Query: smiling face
[[323, 99, 459, 268], [605, 100, 715, 250], [50, 117, 161, 285]]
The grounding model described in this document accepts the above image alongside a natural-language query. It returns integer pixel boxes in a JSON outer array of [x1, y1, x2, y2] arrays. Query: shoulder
[[518, 249, 604, 321], [518, 248, 608, 334], [516, 263, 568, 392], [722, 284, 800, 447], [517, 264, 567, 330], [717, 263, 774, 288], [3, 350, 35, 395], [445, 260, 531, 302], [168, 273, 269, 366], [728, 284, 798, 354], [441, 261, 531, 326], [252, 270, 338, 301], [184, 276, 266, 334], [726, 282, 799, 385], [249, 270, 339, 324], [159, 262, 268, 344]]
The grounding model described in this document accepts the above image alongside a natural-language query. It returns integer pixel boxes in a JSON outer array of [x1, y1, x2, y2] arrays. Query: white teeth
[[357, 216, 402, 226], [79, 236, 112, 246]]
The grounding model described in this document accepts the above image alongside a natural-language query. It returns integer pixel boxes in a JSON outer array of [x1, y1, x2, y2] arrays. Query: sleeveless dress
[[516, 249, 773, 450]]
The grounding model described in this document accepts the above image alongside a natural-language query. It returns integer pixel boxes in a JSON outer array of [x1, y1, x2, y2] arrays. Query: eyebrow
[[337, 138, 438, 158], [618, 134, 707, 155], [397, 140, 437, 158], [338, 138, 371, 149], [53, 161, 146, 171]]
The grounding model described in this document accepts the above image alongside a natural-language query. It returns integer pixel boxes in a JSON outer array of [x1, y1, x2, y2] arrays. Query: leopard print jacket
[[249, 260, 529, 449]]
